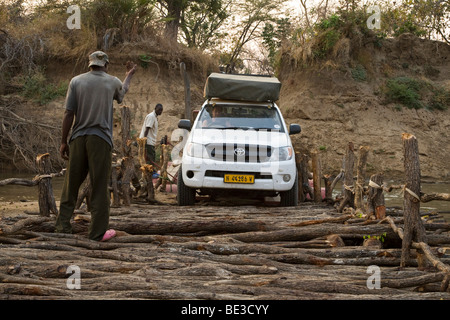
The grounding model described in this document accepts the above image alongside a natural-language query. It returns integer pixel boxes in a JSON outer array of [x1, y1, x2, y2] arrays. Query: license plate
[[224, 174, 254, 184]]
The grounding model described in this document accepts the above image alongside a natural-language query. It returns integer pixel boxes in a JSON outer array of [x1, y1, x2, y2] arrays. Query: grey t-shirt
[[65, 70, 125, 147]]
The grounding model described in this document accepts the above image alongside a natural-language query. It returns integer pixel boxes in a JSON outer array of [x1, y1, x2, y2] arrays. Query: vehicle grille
[[205, 143, 272, 163]]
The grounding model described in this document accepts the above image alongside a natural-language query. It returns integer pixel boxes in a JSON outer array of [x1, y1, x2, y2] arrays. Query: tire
[[280, 172, 298, 207], [177, 166, 196, 206]]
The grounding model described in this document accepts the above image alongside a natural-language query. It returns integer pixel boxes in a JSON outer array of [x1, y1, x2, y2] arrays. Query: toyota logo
[[234, 147, 245, 156]]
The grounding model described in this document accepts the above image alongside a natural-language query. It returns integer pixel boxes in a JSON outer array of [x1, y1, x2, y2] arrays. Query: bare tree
[[225, 0, 287, 73]]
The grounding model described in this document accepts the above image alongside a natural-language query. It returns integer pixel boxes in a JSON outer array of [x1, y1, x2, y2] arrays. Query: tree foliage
[[0, 0, 449, 78], [180, 0, 231, 49], [222, 0, 288, 74]]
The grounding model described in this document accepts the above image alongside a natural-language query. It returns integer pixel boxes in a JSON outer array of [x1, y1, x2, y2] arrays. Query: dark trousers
[[55, 135, 112, 241], [145, 144, 156, 165]]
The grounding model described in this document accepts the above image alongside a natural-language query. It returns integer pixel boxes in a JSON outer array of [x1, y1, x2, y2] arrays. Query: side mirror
[[178, 119, 192, 131], [289, 124, 301, 135]]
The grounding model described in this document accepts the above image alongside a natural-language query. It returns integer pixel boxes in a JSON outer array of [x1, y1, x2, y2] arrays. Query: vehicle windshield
[[196, 104, 285, 132]]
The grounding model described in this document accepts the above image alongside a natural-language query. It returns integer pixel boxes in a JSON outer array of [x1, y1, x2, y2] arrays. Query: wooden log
[[110, 218, 267, 236], [110, 164, 121, 207], [155, 144, 169, 192], [381, 272, 446, 289], [367, 173, 386, 220], [277, 234, 346, 249], [299, 154, 313, 201], [330, 169, 344, 198], [120, 156, 135, 206], [354, 146, 369, 212], [295, 152, 305, 202], [120, 106, 132, 157], [289, 214, 352, 227], [401, 133, 427, 268], [229, 223, 395, 243], [180, 62, 191, 120], [0, 216, 53, 236], [0, 178, 38, 187], [384, 216, 450, 291], [137, 138, 147, 167], [338, 142, 355, 212], [311, 150, 321, 203], [322, 174, 334, 203], [75, 174, 91, 211], [140, 164, 155, 203], [420, 192, 450, 202], [35, 153, 58, 217]]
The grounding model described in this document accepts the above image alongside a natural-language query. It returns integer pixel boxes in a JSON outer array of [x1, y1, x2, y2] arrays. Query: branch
[[382, 216, 450, 291]]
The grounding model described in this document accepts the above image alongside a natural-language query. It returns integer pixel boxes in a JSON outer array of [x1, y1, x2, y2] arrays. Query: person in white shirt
[[139, 103, 163, 168]]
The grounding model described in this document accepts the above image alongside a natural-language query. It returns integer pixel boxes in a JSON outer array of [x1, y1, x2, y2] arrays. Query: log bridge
[[0, 200, 449, 300]]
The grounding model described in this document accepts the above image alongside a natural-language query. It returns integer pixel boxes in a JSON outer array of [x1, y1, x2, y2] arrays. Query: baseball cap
[[88, 51, 109, 68]]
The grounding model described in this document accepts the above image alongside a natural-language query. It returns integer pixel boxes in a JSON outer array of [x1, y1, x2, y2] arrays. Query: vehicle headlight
[[271, 146, 293, 161], [186, 142, 207, 158]]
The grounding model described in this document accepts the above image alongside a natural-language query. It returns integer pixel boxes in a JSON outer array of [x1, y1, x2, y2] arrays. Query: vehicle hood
[[190, 128, 290, 148]]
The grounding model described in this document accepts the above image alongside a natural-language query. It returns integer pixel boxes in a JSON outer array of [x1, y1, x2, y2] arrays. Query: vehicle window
[[196, 104, 285, 132]]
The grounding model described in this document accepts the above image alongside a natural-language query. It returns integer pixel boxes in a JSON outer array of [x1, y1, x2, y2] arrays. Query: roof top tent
[[204, 73, 282, 102]]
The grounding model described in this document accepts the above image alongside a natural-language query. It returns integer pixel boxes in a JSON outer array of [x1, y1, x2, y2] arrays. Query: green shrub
[[384, 77, 449, 111], [385, 77, 424, 109], [313, 29, 340, 59], [429, 86, 450, 111], [351, 64, 367, 81], [19, 71, 68, 105]]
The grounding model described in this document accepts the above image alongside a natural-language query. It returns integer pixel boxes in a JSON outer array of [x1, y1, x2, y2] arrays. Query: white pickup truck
[[177, 73, 301, 206]]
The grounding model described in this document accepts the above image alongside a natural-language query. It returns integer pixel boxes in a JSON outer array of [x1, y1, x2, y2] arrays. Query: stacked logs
[[0, 203, 449, 300], [296, 133, 450, 293]]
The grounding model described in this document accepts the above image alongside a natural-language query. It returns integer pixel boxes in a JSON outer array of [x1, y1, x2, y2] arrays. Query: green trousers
[[55, 135, 112, 241], [145, 144, 156, 165]]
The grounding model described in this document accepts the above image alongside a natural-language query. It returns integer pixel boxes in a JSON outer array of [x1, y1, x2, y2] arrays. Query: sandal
[[101, 229, 116, 242]]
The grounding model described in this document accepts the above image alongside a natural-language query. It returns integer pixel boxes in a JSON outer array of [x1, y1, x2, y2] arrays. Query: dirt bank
[[2, 34, 449, 182], [278, 33, 450, 181]]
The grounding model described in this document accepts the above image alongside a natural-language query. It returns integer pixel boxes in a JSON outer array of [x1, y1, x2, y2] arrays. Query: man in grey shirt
[[55, 51, 136, 241]]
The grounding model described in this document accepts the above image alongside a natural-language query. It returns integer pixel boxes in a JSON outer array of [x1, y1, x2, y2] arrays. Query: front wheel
[[280, 172, 298, 207], [177, 166, 196, 206]]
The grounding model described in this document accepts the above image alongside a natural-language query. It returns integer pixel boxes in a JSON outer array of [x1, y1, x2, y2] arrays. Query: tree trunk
[[401, 133, 427, 268], [367, 173, 385, 220], [180, 62, 191, 120], [140, 164, 155, 203], [121, 106, 132, 157], [110, 164, 121, 208], [36, 153, 58, 217], [338, 142, 355, 212], [164, 1, 181, 44], [322, 174, 334, 204], [354, 146, 369, 211], [137, 138, 147, 167], [120, 157, 135, 206], [298, 153, 312, 202], [311, 151, 321, 203]]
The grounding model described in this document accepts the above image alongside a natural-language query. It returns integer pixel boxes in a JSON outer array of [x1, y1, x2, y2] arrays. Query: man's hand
[[123, 61, 137, 94], [125, 61, 137, 77], [60, 142, 70, 160]]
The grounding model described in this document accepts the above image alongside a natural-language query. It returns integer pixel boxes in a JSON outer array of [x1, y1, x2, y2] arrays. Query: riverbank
[[1, 172, 449, 222]]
